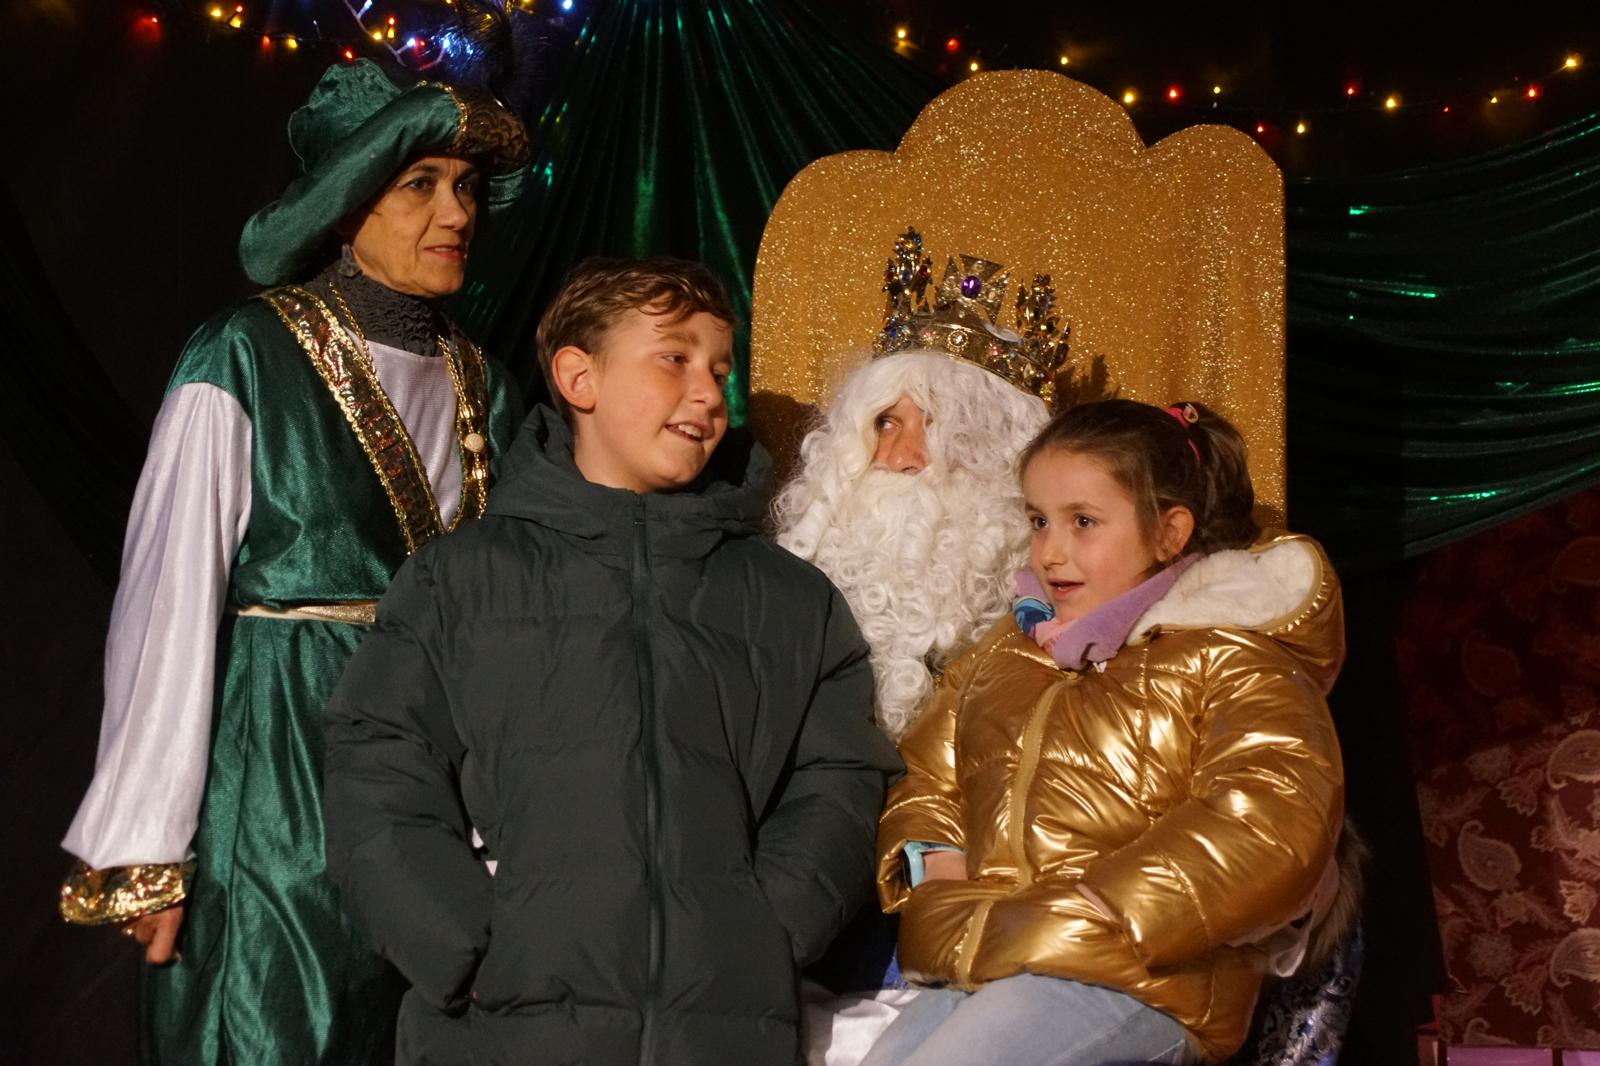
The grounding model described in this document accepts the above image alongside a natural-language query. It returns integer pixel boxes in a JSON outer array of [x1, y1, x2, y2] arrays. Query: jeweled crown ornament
[[873, 226, 1071, 405]]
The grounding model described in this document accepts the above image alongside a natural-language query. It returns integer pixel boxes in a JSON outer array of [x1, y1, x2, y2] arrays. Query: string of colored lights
[[891, 26, 1588, 138], [135, 1, 573, 68], [129, 5, 1589, 147]]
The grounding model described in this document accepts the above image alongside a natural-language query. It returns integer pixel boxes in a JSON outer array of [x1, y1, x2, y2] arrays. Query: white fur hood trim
[[1130, 537, 1321, 640]]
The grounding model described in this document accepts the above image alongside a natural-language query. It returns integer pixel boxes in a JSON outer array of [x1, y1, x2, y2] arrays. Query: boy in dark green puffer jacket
[[324, 257, 902, 1066]]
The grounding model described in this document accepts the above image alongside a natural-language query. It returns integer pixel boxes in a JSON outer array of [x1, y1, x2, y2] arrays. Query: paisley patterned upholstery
[[1400, 485, 1600, 1048]]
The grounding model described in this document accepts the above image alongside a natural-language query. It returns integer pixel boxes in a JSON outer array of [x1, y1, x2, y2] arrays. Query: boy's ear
[[550, 345, 599, 414], [1158, 505, 1195, 560]]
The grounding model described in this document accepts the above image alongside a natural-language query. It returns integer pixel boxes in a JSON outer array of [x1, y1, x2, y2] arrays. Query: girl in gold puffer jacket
[[865, 400, 1347, 1066]]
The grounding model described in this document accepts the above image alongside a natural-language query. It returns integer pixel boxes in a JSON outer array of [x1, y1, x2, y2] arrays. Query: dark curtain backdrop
[[7, 2, 1599, 577], [6, 1, 1598, 1063]]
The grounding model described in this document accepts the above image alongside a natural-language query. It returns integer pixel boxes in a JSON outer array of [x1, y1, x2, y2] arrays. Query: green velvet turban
[[239, 60, 530, 286]]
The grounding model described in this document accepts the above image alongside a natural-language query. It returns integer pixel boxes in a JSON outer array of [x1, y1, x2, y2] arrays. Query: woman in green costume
[[57, 60, 529, 1064]]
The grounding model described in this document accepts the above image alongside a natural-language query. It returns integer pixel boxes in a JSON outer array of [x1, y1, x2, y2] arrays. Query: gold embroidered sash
[[262, 286, 491, 554]]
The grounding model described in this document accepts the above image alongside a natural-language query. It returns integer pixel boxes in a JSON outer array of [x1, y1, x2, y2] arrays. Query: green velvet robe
[[141, 289, 520, 1066]]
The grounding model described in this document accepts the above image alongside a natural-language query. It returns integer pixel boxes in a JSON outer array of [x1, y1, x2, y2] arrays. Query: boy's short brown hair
[[534, 256, 737, 421]]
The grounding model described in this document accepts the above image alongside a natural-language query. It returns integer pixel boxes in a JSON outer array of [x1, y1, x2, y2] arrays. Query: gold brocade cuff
[[58, 859, 194, 925]]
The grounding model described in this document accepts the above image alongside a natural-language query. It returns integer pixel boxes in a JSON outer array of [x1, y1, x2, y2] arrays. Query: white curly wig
[[773, 351, 1050, 740]]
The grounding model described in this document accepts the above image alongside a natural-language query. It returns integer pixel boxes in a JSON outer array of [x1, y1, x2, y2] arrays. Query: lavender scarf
[[1012, 555, 1198, 670]]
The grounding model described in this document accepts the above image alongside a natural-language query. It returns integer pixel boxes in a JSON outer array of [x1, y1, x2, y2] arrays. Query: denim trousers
[[856, 973, 1199, 1066]]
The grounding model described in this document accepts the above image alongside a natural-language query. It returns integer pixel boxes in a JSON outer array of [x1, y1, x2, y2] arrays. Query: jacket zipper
[[952, 898, 995, 988], [955, 689, 1056, 987], [1006, 691, 1058, 888], [632, 499, 662, 1066]]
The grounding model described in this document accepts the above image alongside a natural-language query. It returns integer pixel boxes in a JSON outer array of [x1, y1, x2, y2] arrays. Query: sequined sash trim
[[60, 859, 194, 925], [261, 287, 491, 554]]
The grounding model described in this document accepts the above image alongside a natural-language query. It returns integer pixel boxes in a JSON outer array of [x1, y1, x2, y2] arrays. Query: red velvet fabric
[[1400, 485, 1600, 1047]]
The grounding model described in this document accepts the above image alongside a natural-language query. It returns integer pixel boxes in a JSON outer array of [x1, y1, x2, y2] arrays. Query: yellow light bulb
[[896, 27, 907, 40], [1384, 95, 1399, 110], [1212, 85, 1222, 95], [371, 29, 383, 41], [1295, 121, 1307, 134], [969, 61, 979, 72], [285, 35, 299, 49], [1059, 55, 1069, 66], [227, 14, 243, 27], [209, 5, 224, 18], [1122, 89, 1137, 105], [1566, 55, 1581, 69], [1490, 94, 1499, 104]]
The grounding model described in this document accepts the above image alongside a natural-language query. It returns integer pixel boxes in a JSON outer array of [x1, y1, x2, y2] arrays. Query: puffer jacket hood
[[1130, 530, 1345, 695], [487, 405, 772, 551], [878, 530, 1345, 1063]]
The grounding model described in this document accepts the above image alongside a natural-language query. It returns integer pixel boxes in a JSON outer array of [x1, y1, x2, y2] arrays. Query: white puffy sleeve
[[60, 382, 251, 920]]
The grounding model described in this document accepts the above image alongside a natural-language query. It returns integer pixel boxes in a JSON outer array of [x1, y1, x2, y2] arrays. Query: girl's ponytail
[[1174, 400, 1259, 554]]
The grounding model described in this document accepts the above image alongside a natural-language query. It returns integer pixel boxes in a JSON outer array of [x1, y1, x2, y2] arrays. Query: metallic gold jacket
[[877, 532, 1345, 1062]]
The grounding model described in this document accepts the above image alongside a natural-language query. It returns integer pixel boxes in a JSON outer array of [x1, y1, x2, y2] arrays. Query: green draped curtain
[[5, 0, 1600, 574], [1285, 116, 1600, 565], [448, 0, 944, 425]]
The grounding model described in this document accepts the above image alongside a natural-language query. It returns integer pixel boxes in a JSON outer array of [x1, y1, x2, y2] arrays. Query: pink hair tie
[[1163, 403, 1202, 464]]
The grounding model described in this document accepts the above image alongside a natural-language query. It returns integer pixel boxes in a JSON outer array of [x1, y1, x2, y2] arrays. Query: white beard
[[772, 351, 1049, 740], [798, 468, 1026, 740]]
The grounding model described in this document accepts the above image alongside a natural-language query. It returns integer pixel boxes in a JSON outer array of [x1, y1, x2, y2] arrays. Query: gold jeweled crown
[[873, 226, 1071, 405]]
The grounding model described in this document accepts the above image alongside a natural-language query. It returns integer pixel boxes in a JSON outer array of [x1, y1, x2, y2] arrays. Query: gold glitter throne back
[[750, 70, 1286, 524]]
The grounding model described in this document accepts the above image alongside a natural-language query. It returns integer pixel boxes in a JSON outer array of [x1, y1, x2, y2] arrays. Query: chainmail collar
[[303, 263, 447, 358]]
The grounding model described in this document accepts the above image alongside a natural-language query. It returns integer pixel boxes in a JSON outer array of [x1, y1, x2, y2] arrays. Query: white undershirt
[[62, 340, 461, 869]]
